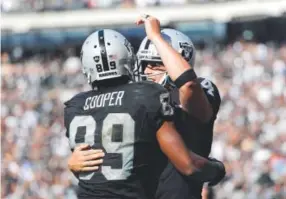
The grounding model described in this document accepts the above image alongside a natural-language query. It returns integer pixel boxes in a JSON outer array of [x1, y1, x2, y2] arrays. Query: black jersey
[[156, 77, 221, 199], [64, 81, 174, 199]]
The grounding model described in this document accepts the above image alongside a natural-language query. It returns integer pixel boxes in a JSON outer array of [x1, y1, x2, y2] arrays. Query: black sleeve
[[64, 107, 70, 138], [63, 93, 86, 138], [63, 97, 84, 152], [198, 78, 221, 118]]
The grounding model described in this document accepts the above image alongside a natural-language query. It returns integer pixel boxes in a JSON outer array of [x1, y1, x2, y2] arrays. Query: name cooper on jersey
[[83, 91, 125, 110]]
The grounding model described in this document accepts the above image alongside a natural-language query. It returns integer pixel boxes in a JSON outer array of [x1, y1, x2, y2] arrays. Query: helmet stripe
[[144, 39, 151, 50], [98, 30, 109, 71]]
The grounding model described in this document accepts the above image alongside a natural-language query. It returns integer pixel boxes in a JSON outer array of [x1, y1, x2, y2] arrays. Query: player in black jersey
[[135, 15, 223, 199], [64, 29, 225, 199]]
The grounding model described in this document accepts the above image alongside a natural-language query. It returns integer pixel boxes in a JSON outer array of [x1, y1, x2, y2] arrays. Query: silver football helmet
[[81, 29, 136, 85], [136, 28, 196, 86]]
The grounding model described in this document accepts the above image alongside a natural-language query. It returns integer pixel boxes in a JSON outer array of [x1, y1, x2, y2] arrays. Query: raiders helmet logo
[[179, 42, 193, 61], [124, 39, 133, 54], [93, 56, 100, 63]]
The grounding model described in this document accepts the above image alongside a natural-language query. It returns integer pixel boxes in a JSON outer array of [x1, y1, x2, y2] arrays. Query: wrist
[[68, 160, 77, 171], [150, 34, 163, 44], [187, 160, 218, 183]]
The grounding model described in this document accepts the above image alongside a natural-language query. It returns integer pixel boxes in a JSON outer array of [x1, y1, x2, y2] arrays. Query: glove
[[208, 157, 226, 186]]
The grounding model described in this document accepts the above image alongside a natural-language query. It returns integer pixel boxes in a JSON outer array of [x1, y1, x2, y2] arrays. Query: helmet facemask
[[138, 60, 166, 81], [136, 29, 195, 89], [135, 37, 167, 82], [135, 58, 176, 90]]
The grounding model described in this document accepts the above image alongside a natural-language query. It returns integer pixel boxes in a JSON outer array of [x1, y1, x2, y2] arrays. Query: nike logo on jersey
[[83, 91, 125, 110]]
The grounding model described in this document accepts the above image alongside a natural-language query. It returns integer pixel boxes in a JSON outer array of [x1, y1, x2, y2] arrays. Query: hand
[[136, 14, 161, 41], [68, 143, 105, 173], [208, 158, 226, 186]]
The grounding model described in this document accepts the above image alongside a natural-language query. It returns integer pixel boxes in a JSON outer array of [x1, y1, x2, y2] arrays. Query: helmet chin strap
[[83, 72, 92, 84], [88, 73, 92, 84], [159, 73, 176, 91], [158, 73, 168, 86]]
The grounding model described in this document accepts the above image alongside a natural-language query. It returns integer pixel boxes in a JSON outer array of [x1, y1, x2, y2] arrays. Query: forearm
[[151, 35, 193, 81], [157, 122, 223, 183], [164, 142, 220, 183], [157, 122, 196, 175]]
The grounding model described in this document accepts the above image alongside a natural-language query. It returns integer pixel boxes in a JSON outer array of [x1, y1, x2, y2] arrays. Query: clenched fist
[[136, 14, 161, 41]]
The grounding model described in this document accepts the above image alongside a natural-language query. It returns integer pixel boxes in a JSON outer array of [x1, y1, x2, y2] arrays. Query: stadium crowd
[[1, 0, 270, 12], [2, 41, 286, 199]]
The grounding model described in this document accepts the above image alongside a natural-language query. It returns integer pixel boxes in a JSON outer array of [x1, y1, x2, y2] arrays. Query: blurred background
[[1, 0, 286, 198]]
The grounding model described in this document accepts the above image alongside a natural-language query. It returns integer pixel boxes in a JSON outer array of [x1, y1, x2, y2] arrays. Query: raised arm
[[136, 15, 213, 122]]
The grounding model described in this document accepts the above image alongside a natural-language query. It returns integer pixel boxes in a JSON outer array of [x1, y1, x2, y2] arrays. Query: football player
[[64, 29, 225, 199], [135, 15, 222, 199]]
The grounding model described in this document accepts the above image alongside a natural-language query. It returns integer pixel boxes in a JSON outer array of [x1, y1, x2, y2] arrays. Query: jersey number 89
[[69, 113, 135, 181]]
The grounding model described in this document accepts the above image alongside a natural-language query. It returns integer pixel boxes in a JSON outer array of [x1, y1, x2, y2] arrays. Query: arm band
[[174, 69, 197, 88]]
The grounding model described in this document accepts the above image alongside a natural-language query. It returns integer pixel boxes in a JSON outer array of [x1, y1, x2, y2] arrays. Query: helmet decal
[[179, 41, 194, 62]]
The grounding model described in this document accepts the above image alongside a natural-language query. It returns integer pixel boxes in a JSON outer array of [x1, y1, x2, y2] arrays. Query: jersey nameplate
[[83, 91, 125, 110]]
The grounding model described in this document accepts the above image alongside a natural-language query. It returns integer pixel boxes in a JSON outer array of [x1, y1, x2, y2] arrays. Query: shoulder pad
[[64, 91, 90, 107], [198, 77, 221, 115], [133, 81, 168, 94]]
